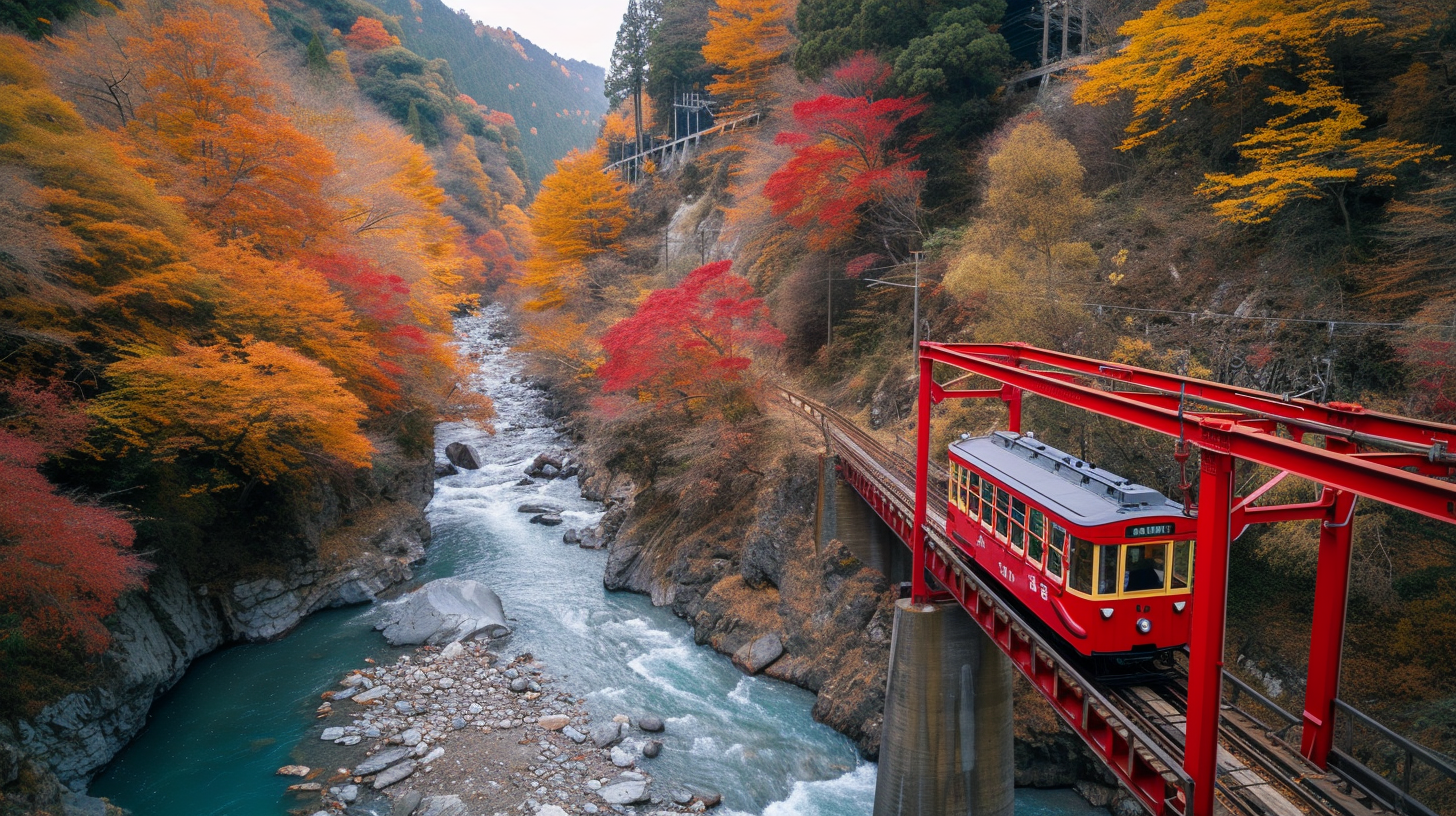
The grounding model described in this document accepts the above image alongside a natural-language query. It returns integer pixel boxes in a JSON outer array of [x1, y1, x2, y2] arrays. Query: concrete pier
[[817, 456, 910, 582], [873, 599, 1015, 816]]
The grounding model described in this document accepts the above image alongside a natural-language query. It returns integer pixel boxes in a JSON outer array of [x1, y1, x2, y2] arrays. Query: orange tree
[[701, 0, 795, 117]]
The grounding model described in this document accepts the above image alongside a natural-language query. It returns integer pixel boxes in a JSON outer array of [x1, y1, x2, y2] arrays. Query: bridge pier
[[873, 599, 1015, 816]]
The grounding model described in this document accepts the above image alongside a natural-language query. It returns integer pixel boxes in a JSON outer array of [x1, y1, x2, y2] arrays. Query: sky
[[449, 0, 628, 69]]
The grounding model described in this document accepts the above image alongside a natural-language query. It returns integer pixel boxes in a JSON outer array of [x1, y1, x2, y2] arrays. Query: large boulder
[[375, 578, 510, 646], [732, 634, 784, 675], [444, 442, 482, 470]]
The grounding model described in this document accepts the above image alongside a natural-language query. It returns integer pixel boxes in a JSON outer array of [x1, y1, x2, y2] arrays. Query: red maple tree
[[303, 253, 431, 404], [598, 261, 784, 413], [0, 381, 147, 661], [344, 16, 399, 51], [763, 53, 927, 250]]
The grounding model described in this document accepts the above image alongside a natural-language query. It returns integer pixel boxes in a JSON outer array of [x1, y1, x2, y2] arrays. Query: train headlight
[[1136, 618, 1152, 635]]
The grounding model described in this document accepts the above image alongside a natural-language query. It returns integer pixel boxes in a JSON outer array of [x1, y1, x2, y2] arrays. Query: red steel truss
[[909, 343, 1456, 816]]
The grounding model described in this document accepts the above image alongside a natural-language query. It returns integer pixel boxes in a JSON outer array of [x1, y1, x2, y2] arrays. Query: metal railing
[[603, 112, 761, 174], [1330, 699, 1456, 816]]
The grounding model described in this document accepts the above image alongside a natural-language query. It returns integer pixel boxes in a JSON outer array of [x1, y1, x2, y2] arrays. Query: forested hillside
[[0, 0, 537, 723], [372, 0, 607, 187], [509, 0, 1456, 788]]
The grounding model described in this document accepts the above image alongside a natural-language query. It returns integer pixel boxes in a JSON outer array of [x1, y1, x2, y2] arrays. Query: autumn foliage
[[344, 16, 399, 50], [702, 0, 795, 117], [763, 54, 927, 249], [599, 261, 783, 416]]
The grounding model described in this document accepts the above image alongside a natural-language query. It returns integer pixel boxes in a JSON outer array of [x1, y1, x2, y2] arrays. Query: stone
[[451, 716, 467, 730], [732, 634, 784, 675], [696, 791, 723, 808], [338, 785, 359, 803], [643, 740, 662, 759], [536, 807, 569, 816], [320, 727, 345, 741], [334, 734, 362, 746], [422, 746, 445, 764], [610, 746, 634, 768], [510, 677, 529, 692], [375, 577, 510, 646], [531, 513, 564, 526], [589, 721, 624, 748], [434, 461, 458, 478], [516, 477, 534, 486], [538, 714, 570, 731], [416, 794, 466, 816], [612, 714, 631, 724], [276, 765, 310, 777], [444, 442, 481, 470], [401, 728, 422, 746], [517, 502, 562, 514], [353, 685, 390, 704], [287, 782, 323, 792], [354, 746, 412, 776], [598, 780, 649, 805], [440, 641, 465, 660], [562, 726, 587, 744], [372, 759, 415, 789], [562, 528, 580, 545], [391, 790, 424, 816], [637, 715, 664, 733], [670, 790, 693, 806], [394, 701, 413, 715]]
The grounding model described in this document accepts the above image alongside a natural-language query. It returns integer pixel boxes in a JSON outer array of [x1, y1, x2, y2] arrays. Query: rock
[[320, 727, 345, 741], [354, 746, 412, 776], [372, 758, 415, 789], [287, 782, 322, 792], [537, 807, 569, 816], [637, 715, 664, 733], [696, 791, 723, 808], [339, 784, 359, 803], [562, 726, 587, 744], [538, 714, 570, 730], [375, 577, 511, 645], [610, 746, 634, 768], [510, 677, 529, 692], [394, 701, 413, 715], [439, 640, 465, 660], [517, 502, 562, 514], [590, 721, 625, 748], [421, 746, 445, 764], [643, 740, 663, 758], [401, 727, 422, 746], [732, 634, 784, 675], [562, 528, 580, 545], [444, 442, 481, 470], [334, 734, 361, 746], [416, 794, 466, 816], [598, 780, 649, 805], [353, 685, 390, 704], [670, 790, 693, 805], [516, 477, 534, 486], [391, 789, 424, 816], [451, 716, 466, 729], [612, 714, 631, 724], [59, 790, 109, 816], [276, 765, 310, 776], [433, 461, 458, 478], [530, 513, 564, 526]]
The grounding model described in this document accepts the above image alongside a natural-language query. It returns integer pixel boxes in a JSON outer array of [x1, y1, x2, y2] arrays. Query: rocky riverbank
[[293, 637, 722, 816], [1, 438, 435, 816]]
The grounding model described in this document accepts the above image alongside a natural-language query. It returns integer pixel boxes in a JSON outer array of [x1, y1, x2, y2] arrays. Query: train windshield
[[1124, 543, 1167, 591]]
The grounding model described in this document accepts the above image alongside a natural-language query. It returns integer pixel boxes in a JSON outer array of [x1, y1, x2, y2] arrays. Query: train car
[[945, 431, 1197, 676]]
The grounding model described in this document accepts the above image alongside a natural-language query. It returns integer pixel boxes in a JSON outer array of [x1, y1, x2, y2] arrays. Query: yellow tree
[[92, 340, 373, 484], [1075, 0, 1440, 228], [701, 0, 795, 118], [519, 149, 630, 311]]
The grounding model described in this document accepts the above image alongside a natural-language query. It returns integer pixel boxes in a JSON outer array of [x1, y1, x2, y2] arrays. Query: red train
[[945, 431, 1197, 676]]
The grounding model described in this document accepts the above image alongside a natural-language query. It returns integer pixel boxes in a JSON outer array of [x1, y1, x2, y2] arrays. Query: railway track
[[773, 386, 1388, 816]]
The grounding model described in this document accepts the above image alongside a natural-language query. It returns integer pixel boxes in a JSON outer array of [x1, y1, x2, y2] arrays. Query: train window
[[994, 489, 1010, 539], [1124, 543, 1168, 592], [1030, 512, 1042, 565], [1010, 497, 1027, 552], [1046, 524, 1065, 581], [1097, 545, 1120, 595], [1172, 540, 1192, 589], [1068, 537, 1094, 594], [966, 472, 980, 519], [948, 464, 958, 510]]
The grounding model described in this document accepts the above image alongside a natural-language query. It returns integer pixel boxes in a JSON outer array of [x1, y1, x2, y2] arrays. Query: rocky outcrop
[[3, 438, 435, 794], [445, 442, 481, 470]]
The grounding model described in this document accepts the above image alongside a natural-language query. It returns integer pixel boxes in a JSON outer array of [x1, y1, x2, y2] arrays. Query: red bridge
[[778, 341, 1456, 816]]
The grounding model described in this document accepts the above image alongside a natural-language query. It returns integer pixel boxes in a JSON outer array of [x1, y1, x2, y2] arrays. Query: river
[[90, 307, 1106, 816]]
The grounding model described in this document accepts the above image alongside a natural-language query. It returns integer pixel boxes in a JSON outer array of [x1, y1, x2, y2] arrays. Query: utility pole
[[911, 252, 922, 367], [1041, 1, 1053, 66], [1060, 0, 1070, 62]]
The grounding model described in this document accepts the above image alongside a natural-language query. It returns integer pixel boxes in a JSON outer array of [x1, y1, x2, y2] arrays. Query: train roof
[[949, 431, 1185, 527]]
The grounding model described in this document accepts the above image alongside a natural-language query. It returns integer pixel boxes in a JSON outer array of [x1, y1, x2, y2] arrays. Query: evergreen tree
[[607, 0, 660, 156], [306, 31, 330, 74], [405, 99, 424, 142]]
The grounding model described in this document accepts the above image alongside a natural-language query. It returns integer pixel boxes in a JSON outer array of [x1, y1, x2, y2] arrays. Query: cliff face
[[0, 439, 434, 809]]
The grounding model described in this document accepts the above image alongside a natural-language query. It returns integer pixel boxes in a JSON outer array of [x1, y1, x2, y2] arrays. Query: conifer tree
[[608, 0, 660, 156], [307, 32, 329, 73]]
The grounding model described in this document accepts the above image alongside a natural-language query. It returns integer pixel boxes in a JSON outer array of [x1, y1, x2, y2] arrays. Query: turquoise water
[[90, 308, 1105, 816]]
